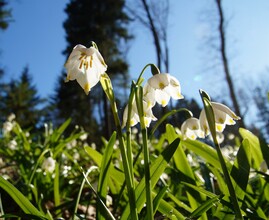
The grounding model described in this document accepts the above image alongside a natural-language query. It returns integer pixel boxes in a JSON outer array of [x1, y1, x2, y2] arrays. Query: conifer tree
[[0, 0, 12, 30], [53, 0, 131, 140], [0, 67, 46, 129]]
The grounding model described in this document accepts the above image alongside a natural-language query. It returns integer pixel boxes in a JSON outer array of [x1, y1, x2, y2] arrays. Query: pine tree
[[53, 0, 131, 141], [0, 67, 46, 129]]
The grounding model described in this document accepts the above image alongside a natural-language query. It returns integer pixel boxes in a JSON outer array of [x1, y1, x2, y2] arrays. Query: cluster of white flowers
[[64, 43, 240, 139], [2, 113, 16, 136], [122, 73, 184, 128], [181, 102, 241, 140]]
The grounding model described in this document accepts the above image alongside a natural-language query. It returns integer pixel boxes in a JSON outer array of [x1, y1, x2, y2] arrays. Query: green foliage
[[1, 102, 269, 219]]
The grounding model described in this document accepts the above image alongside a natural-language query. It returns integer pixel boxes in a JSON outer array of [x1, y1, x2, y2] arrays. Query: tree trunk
[[215, 0, 245, 128], [141, 0, 162, 71]]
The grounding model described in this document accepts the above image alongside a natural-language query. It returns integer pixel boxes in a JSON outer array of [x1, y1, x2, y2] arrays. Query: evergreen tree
[[0, 67, 46, 129], [53, 0, 131, 141], [0, 0, 12, 30]]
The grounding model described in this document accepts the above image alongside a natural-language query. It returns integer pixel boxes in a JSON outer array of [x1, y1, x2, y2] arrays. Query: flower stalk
[[200, 90, 243, 220], [135, 85, 154, 220], [100, 75, 139, 220]]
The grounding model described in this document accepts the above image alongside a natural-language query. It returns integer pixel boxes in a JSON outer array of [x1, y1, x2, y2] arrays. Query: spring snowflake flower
[[199, 102, 241, 136], [181, 117, 204, 140], [64, 44, 107, 94], [8, 139, 18, 150], [143, 83, 156, 108], [122, 101, 157, 128], [146, 73, 184, 107], [42, 157, 56, 173]]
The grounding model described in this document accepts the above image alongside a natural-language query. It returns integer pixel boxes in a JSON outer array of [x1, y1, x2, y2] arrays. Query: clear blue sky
[[0, 0, 268, 121]]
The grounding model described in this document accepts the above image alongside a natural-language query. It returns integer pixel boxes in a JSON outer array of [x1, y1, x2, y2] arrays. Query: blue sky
[[0, 0, 268, 115]]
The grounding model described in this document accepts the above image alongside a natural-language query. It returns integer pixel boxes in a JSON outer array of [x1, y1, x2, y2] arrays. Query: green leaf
[[97, 132, 117, 220], [167, 192, 192, 213], [183, 139, 223, 169], [230, 139, 251, 204], [121, 138, 180, 219], [152, 186, 168, 215], [50, 118, 71, 143], [157, 197, 185, 220], [181, 182, 217, 198], [239, 128, 263, 170], [0, 176, 46, 219], [189, 195, 221, 219], [165, 124, 206, 218], [84, 145, 125, 193]]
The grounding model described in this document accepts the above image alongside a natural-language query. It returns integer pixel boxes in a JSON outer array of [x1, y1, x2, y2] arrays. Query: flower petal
[[148, 73, 169, 89], [155, 89, 170, 107]]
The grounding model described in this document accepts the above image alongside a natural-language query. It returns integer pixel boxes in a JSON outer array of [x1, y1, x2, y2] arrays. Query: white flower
[[143, 83, 156, 108], [8, 139, 17, 150], [2, 121, 14, 136], [42, 157, 56, 173], [122, 101, 157, 128], [146, 73, 184, 107], [199, 102, 241, 136], [80, 133, 88, 141], [65, 44, 107, 94], [181, 117, 204, 140], [106, 195, 113, 207], [7, 113, 16, 122]]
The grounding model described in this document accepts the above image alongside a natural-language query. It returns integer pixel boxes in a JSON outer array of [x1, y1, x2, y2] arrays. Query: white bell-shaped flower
[[181, 117, 204, 140], [146, 73, 184, 107], [199, 102, 241, 136], [122, 101, 157, 128], [65, 44, 107, 94]]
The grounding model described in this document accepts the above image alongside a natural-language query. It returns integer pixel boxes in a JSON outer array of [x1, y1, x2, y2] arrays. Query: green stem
[[54, 162, 60, 217], [213, 138, 243, 220], [126, 84, 136, 186], [110, 102, 138, 220], [101, 76, 138, 220], [200, 93, 243, 219], [135, 86, 154, 220]]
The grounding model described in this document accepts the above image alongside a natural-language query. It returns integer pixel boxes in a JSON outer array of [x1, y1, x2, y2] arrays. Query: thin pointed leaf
[[0, 176, 45, 218], [152, 186, 168, 215], [97, 132, 117, 220], [121, 138, 180, 219], [84, 146, 125, 193], [230, 139, 251, 204], [189, 195, 221, 219], [51, 118, 71, 142]]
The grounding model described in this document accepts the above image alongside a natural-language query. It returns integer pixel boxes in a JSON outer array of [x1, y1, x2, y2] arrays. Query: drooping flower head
[[65, 44, 107, 94], [181, 117, 204, 140], [199, 102, 241, 136], [122, 101, 157, 128], [146, 73, 184, 107]]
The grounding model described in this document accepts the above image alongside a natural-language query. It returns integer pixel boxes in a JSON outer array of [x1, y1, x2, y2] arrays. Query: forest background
[[0, 0, 268, 142]]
